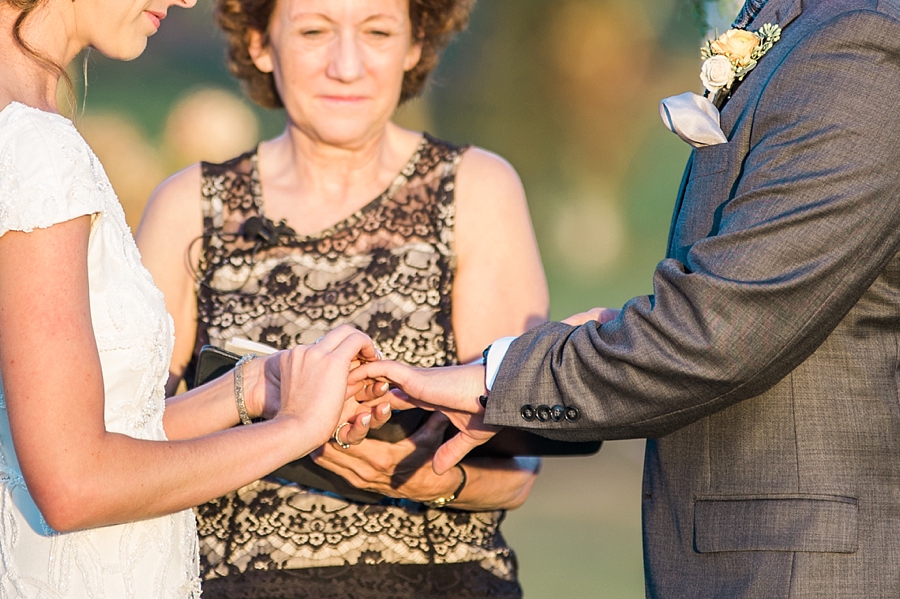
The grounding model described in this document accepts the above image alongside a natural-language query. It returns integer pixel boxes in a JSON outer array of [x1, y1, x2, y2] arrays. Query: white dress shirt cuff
[[484, 336, 517, 391]]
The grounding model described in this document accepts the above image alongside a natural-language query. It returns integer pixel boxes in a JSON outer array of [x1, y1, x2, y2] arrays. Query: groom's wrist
[[477, 336, 517, 410], [483, 336, 517, 391]]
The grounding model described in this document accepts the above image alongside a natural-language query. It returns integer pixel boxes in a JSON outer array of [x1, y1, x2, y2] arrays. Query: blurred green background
[[71, 1, 724, 596]]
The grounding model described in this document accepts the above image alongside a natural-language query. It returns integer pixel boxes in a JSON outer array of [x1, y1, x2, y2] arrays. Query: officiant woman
[[137, 0, 548, 596]]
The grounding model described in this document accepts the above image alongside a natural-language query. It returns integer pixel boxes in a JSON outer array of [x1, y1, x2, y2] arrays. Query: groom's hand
[[562, 307, 621, 326], [351, 361, 500, 474]]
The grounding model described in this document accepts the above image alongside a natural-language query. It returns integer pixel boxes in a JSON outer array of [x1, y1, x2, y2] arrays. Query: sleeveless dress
[[190, 134, 522, 599], [0, 103, 200, 597]]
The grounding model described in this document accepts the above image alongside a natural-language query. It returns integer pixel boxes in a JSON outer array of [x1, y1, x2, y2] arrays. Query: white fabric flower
[[700, 55, 735, 94]]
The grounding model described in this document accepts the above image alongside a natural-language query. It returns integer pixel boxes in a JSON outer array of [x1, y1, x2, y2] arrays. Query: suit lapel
[[666, 154, 695, 257], [665, 0, 804, 258], [756, 0, 803, 29]]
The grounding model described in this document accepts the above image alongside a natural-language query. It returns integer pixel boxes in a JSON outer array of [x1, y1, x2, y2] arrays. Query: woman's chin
[[91, 38, 149, 63]]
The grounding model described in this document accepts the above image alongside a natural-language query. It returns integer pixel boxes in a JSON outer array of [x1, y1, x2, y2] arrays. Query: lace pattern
[[192, 135, 519, 593], [0, 102, 200, 598]]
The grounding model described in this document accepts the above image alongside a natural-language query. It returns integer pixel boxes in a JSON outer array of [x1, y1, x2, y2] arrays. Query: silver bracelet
[[234, 353, 258, 425]]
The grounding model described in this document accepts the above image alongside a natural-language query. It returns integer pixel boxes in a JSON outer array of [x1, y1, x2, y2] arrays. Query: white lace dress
[[0, 102, 200, 598]]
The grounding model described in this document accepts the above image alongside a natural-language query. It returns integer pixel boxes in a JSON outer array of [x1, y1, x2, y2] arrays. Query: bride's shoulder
[[0, 102, 93, 174], [0, 103, 105, 235]]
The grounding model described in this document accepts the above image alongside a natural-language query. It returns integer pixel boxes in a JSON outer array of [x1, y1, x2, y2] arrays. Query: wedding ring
[[332, 421, 352, 449], [314, 336, 324, 345]]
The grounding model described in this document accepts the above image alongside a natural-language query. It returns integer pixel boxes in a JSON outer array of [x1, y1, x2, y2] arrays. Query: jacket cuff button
[[521, 404, 536, 421], [565, 406, 580, 422], [550, 405, 565, 422], [536, 405, 552, 422]]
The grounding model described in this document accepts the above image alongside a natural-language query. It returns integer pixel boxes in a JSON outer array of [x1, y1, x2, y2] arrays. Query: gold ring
[[332, 422, 352, 449]]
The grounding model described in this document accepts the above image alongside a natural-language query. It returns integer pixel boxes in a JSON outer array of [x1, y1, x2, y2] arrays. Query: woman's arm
[[0, 217, 376, 532], [135, 165, 203, 400], [316, 147, 548, 509], [451, 147, 549, 360], [136, 165, 232, 439]]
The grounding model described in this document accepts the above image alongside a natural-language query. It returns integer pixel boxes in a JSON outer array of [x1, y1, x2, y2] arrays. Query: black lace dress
[[189, 134, 522, 599]]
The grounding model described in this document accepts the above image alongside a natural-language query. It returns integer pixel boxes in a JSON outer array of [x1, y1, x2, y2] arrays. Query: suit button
[[565, 406, 580, 422], [550, 405, 565, 422], [521, 404, 536, 421], [536, 405, 552, 422]]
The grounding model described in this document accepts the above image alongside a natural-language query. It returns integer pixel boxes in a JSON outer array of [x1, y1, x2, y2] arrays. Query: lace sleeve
[[0, 109, 105, 237]]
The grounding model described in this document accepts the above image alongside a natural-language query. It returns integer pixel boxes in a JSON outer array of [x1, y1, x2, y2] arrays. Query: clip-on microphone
[[241, 216, 295, 246]]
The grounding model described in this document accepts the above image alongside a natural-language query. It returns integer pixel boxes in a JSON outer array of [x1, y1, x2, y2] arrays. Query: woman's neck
[[0, 0, 77, 111], [257, 122, 423, 235]]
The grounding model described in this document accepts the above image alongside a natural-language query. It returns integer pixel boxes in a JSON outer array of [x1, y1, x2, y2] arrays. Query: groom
[[356, 0, 900, 596]]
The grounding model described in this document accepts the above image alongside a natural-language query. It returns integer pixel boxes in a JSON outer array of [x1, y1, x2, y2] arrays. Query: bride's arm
[[0, 216, 374, 532]]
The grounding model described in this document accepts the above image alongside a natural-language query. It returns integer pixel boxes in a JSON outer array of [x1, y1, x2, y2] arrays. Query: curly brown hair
[[214, 0, 475, 109]]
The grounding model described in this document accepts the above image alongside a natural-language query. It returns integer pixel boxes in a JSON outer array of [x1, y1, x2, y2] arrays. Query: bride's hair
[[215, 0, 475, 109], [7, 0, 75, 100]]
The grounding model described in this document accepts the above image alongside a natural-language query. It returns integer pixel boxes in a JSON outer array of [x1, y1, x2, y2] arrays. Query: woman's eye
[[368, 30, 391, 38], [301, 29, 324, 37]]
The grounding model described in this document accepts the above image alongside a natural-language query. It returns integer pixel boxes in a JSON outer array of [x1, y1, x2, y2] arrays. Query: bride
[[0, 0, 388, 595]]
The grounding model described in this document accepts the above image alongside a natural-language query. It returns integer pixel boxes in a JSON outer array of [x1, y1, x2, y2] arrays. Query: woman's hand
[[313, 412, 541, 509], [561, 307, 621, 326], [312, 412, 458, 501], [246, 325, 386, 451], [350, 361, 499, 474]]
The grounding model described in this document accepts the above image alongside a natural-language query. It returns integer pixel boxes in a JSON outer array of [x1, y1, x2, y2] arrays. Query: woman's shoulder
[[139, 163, 203, 241], [454, 145, 524, 200], [0, 102, 95, 178], [415, 134, 520, 189], [0, 103, 107, 236]]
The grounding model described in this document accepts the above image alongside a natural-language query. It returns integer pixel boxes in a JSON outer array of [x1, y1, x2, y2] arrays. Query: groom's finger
[[376, 388, 427, 411], [350, 359, 408, 387]]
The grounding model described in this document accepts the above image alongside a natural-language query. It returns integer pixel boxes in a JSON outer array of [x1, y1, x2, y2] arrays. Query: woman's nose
[[174, 0, 197, 10], [326, 33, 365, 82]]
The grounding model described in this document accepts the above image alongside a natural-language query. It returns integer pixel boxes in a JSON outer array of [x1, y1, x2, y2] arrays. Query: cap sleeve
[[0, 109, 105, 237]]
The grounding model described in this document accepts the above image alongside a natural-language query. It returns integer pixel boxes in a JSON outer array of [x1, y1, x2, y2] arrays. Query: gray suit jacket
[[486, 0, 900, 596]]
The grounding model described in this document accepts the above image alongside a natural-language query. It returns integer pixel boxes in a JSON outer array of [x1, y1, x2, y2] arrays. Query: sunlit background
[[70, 0, 741, 596]]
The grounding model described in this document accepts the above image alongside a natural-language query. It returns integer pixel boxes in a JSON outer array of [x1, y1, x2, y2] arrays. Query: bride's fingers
[[314, 326, 379, 363], [352, 380, 391, 402], [335, 412, 372, 447], [369, 402, 392, 430]]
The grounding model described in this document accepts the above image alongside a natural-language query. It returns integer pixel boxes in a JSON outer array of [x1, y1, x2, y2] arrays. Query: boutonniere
[[700, 23, 781, 97]]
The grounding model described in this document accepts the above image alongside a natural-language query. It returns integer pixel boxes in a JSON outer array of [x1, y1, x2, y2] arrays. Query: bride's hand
[[245, 325, 384, 451]]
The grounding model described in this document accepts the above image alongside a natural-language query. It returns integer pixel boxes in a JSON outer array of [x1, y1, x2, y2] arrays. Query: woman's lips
[[145, 11, 165, 30], [320, 96, 368, 104]]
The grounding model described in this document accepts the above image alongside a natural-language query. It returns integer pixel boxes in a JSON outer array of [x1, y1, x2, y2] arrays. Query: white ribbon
[[659, 92, 728, 148]]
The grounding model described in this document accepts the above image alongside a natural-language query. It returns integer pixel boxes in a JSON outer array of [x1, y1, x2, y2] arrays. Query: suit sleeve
[[485, 10, 900, 440]]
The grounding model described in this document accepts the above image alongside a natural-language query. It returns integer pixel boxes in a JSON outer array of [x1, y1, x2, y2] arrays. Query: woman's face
[[70, 0, 194, 61], [250, 0, 422, 148]]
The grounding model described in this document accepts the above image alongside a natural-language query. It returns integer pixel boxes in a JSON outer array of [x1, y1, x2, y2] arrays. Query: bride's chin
[[92, 37, 149, 63]]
